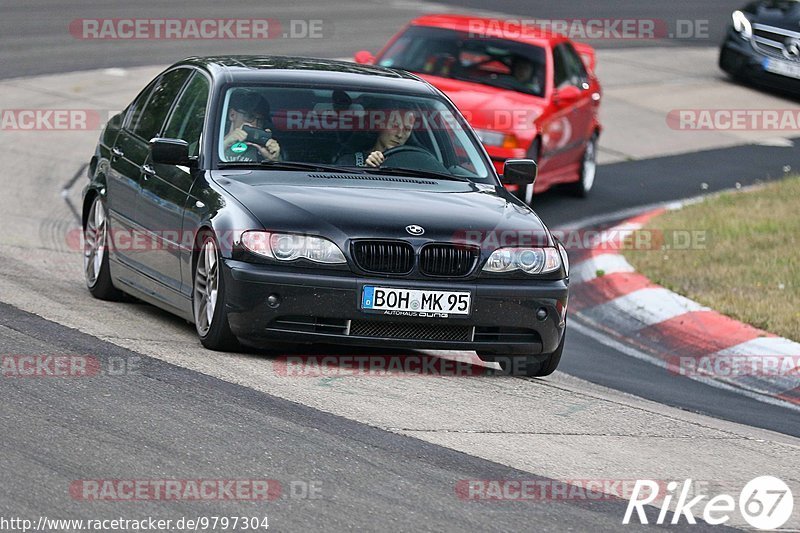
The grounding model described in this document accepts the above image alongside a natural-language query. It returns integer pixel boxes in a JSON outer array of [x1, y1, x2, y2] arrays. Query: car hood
[[214, 171, 553, 248], [418, 74, 546, 133], [746, 0, 800, 29]]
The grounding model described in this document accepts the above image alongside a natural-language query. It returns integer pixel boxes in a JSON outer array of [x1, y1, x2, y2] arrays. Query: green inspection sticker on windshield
[[231, 142, 248, 153]]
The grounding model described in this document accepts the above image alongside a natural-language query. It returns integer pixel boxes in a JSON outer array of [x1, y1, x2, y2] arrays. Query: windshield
[[216, 84, 493, 181], [377, 26, 547, 98]]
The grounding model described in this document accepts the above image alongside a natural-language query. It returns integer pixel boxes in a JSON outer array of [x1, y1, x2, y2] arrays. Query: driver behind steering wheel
[[336, 99, 417, 168]]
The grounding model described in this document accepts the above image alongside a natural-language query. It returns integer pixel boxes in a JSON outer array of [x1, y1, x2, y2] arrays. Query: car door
[[559, 42, 594, 156], [539, 43, 593, 179], [136, 70, 210, 299], [108, 68, 192, 271], [106, 79, 159, 266]]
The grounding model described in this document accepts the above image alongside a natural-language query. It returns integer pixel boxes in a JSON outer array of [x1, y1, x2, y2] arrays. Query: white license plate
[[763, 57, 800, 79], [361, 286, 471, 316]]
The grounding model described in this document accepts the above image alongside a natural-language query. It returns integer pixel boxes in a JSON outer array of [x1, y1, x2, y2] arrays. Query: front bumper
[[223, 259, 568, 355], [720, 32, 800, 95]]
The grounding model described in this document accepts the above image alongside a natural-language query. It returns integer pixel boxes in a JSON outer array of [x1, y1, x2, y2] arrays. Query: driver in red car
[[336, 100, 417, 167], [510, 55, 543, 95]]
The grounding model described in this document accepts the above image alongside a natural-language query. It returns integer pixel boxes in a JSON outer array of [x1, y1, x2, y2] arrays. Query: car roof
[[175, 55, 439, 94], [409, 13, 567, 47]]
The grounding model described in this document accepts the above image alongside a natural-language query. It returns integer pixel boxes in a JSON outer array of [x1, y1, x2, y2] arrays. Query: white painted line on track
[[102, 68, 127, 77], [711, 338, 800, 394], [717, 337, 800, 357], [595, 287, 709, 327]]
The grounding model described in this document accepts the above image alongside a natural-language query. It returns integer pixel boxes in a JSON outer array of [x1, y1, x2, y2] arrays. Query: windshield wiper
[[364, 166, 471, 182], [219, 161, 365, 174]]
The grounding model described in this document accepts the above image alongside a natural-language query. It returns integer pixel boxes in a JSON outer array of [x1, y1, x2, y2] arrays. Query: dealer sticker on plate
[[361, 286, 471, 318]]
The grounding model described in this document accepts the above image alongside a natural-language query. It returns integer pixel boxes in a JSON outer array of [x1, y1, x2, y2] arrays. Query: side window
[[163, 72, 210, 158], [553, 46, 570, 89], [125, 80, 158, 131], [553, 44, 587, 89], [130, 69, 191, 141], [562, 43, 588, 86]]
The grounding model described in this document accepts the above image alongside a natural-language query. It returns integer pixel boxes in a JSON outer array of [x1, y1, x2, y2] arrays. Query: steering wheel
[[381, 145, 449, 173]]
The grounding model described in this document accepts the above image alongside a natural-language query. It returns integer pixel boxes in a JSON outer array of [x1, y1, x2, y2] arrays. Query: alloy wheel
[[194, 238, 219, 337], [83, 197, 107, 288]]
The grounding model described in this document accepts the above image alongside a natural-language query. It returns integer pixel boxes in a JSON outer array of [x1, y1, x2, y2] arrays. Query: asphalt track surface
[[0, 0, 743, 80], [1, 1, 799, 530], [433, 0, 742, 47], [534, 140, 800, 225], [1, 301, 723, 531]]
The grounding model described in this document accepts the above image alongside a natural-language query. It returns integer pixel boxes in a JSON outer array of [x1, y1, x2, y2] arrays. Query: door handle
[[142, 164, 155, 179], [111, 147, 124, 158]]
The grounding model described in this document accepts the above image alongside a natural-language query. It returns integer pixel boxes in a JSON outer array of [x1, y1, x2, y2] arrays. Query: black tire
[[193, 232, 240, 351], [566, 133, 598, 198], [495, 331, 566, 377], [83, 195, 124, 301]]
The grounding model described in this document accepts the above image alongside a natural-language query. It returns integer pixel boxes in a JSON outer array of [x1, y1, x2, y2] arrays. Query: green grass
[[622, 177, 800, 342]]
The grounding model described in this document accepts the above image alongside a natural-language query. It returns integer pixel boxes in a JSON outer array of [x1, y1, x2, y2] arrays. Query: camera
[[242, 125, 272, 145]]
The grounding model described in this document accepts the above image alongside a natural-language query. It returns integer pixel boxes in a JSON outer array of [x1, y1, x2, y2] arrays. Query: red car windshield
[[378, 26, 547, 98]]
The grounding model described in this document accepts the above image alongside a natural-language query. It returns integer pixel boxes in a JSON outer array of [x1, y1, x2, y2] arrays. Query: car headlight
[[241, 231, 346, 264], [483, 247, 562, 275], [732, 11, 752, 39], [474, 129, 519, 149]]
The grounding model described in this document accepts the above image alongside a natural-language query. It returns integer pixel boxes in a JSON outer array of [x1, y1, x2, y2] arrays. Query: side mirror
[[501, 159, 537, 187], [150, 137, 191, 166], [553, 85, 582, 106], [354, 50, 376, 65]]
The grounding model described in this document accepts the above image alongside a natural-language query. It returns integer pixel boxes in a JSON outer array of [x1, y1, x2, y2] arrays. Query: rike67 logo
[[624, 476, 794, 530]]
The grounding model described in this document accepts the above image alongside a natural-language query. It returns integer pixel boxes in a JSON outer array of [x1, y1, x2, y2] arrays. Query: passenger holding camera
[[222, 90, 281, 162]]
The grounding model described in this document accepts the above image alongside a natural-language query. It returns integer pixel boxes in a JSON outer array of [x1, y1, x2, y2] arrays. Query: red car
[[355, 14, 602, 199]]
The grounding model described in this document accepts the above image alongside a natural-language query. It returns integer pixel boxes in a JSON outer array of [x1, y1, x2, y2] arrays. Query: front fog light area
[[483, 247, 562, 275], [241, 231, 346, 264]]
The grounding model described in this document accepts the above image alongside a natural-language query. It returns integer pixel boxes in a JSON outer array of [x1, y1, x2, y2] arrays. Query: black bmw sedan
[[720, 0, 800, 95], [83, 56, 568, 376]]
